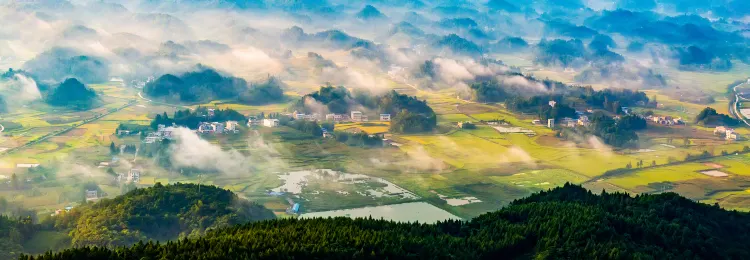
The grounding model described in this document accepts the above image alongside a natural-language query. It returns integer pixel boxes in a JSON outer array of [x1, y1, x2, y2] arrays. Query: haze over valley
[[1, 0, 750, 258]]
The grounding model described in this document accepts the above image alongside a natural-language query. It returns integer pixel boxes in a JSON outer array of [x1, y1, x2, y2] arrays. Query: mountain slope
[[50, 183, 275, 248], [25, 184, 750, 259]]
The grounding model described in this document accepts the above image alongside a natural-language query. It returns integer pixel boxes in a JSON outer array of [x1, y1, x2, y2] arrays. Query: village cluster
[[247, 111, 392, 128]]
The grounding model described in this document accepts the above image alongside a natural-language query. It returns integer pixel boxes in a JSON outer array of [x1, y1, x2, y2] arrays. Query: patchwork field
[[1, 73, 750, 220]]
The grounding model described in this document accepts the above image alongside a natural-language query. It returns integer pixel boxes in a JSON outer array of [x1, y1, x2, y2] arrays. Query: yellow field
[[438, 113, 473, 123], [606, 163, 710, 190], [335, 122, 390, 134]]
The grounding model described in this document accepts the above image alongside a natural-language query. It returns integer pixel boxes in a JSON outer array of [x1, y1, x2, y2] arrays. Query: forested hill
[[45, 78, 98, 110], [24, 184, 750, 259], [144, 68, 284, 104], [293, 86, 437, 133], [48, 183, 275, 248]]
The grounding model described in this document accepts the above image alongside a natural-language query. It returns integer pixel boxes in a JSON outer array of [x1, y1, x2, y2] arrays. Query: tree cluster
[[294, 86, 437, 133], [695, 107, 741, 127], [144, 68, 284, 104], [470, 76, 648, 117], [334, 132, 384, 147], [589, 112, 645, 148], [45, 78, 98, 110], [150, 107, 246, 130]]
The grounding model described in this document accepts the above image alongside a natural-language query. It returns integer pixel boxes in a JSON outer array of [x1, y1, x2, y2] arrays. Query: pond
[[272, 169, 418, 200]]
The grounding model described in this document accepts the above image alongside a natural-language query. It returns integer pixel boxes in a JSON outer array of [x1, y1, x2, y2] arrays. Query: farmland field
[[0, 68, 750, 221]]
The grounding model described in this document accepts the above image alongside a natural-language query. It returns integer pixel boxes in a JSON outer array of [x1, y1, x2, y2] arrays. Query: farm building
[[292, 111, 305, 120], [247, 117, 260, 126], [263, 119, 280, 127], [560, 117, 576, 128], [380, 114, 391, 121], [226, 121, 238, 132], [85, 190, 99, 202], [648, 115, 683, 126], [577, 116, 591, 127], [547, 119, 555, 128], [304, 114, 320, 121], [715, 126, 741, 140], [198, 122, 226, 134], [326, 113, 344, 122], [351, 111, 363, 122], [198, 122, 215, 133], [714, 126, 732, 135], [16, 163, 40, 168], [128, 169, 141, 183]]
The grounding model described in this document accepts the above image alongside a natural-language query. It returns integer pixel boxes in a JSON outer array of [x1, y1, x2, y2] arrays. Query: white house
[[213, 122, 225, 134], [560, 117, 576, 128], [293, 111, 305, 120], [128, 169, 141, 183], [263, 119, 280, 127], [715, 126, 740, 140], [714, 126, 731, 135], [248, 117, 260, 126], [159, 126, 175, 140], [727, 131, 741, 141], [226, 121, 238, 132], [380, 114, 391, 121], [547, 119, 555, 128], [198, 122, 215, 133], [351, 111, 363, 122]]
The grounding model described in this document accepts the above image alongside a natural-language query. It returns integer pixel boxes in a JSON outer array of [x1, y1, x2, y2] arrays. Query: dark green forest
[[20, 184, 750, 259], [144, 68, 284, 104], [695, 107, 741, 127], [45, 78, 98, 110]]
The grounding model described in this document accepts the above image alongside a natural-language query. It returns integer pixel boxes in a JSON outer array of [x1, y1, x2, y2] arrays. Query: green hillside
[[22, 184, 750, 259], [0, 183, 275, 259]]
